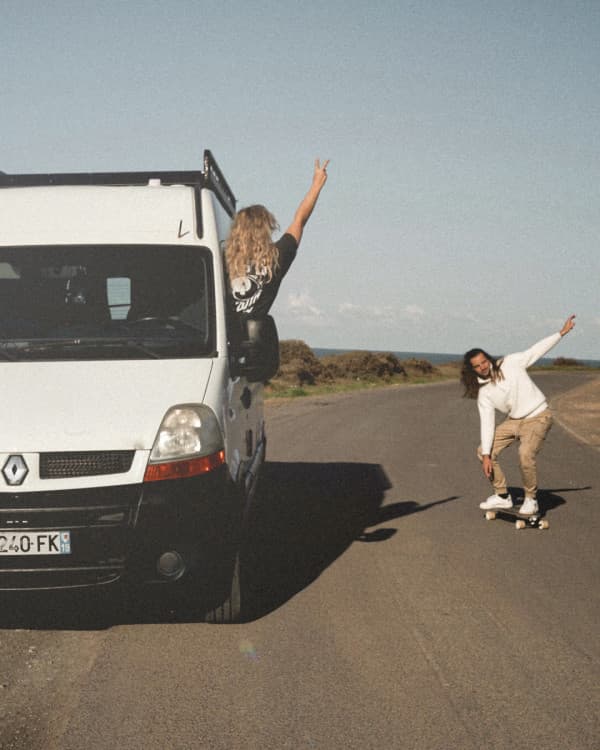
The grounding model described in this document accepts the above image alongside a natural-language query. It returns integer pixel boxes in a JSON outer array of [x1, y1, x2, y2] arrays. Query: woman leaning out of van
[[225, 158, 330, 318]]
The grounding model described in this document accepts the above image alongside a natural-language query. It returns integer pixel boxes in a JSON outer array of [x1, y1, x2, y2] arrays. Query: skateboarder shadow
[[505, 485, 590, 512]]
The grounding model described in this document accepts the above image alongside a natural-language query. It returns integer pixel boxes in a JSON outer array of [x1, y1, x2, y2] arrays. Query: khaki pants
[[477, 409, 553, 499]]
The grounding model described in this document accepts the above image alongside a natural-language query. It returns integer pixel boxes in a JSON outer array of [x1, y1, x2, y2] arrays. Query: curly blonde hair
[[225, 205, 280, 282]]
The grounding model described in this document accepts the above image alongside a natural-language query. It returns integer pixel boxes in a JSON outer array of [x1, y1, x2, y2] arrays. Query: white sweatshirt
[[477, 332, 562, 455]]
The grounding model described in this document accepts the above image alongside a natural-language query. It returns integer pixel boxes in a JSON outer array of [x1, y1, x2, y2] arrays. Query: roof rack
[[203, 150, 236, 217], [0, 150, 237, 217]]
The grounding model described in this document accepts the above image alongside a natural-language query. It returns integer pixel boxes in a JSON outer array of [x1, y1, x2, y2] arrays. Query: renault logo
[[2, 455, 29, 486]]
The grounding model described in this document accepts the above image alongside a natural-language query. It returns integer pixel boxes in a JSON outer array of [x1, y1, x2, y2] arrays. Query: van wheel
[[203, 552, 242, 624]]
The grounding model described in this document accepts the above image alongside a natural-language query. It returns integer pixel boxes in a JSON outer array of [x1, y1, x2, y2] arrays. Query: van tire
[[203, 551, 242, 624]]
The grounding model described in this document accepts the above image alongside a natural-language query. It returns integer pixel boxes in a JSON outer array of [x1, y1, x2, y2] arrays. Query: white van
[[0, 151, 278, 622]]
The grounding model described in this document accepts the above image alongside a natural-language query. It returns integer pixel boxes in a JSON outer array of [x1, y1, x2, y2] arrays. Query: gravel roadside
[[551, 375, 600, 449]]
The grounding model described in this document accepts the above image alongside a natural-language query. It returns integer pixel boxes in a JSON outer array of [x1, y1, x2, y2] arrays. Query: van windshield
[[0, 245, 215, 361]]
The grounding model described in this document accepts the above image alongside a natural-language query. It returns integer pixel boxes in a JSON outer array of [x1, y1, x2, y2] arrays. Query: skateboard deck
[[484, 505, 549, 530]]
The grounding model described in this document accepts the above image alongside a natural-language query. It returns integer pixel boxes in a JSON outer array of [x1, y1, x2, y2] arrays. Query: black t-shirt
[[229, 233, 297, 318]]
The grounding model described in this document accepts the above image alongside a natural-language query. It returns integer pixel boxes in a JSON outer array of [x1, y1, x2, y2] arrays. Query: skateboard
[[484, 505, 549, 530]]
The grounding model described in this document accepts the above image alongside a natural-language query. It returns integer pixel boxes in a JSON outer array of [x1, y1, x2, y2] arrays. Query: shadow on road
[[356, 495, 461, 542], [0, 460, 452, 628], [507, 485, 591, 513], [241, 461, 392, 620]]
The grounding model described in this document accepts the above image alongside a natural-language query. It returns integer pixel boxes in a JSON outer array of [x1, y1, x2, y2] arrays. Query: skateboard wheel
[[539, 520, 549, 530], [485, 511, 496, 521], [515, 520, 526, 530]]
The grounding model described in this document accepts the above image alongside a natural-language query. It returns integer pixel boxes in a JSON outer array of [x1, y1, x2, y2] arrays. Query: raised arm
[[519, 314, 576, 368], [285, 159, 330, 245], [560, 314, 576, 337]]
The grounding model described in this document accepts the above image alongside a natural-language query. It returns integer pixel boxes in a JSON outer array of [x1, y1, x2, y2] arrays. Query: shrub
[[320, 351, 407, 381], [552, 356, 580, 367], [275, 341, 443, 386], [277, 340, 323, 385], [399, 358, 440, 376]]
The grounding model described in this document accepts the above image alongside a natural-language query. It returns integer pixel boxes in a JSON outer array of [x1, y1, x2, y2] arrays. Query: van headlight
[[149, 405, 223, 462]]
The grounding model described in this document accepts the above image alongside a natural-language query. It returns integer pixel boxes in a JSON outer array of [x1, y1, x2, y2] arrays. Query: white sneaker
[[479, 493, 513, 510], [519, 497, 539, 516]]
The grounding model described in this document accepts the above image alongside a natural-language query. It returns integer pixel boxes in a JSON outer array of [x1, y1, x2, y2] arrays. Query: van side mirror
[[234, 315, 280, 383]]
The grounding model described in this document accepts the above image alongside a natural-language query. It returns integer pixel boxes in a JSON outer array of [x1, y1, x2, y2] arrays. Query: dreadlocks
[[461, 348, 504, 399]]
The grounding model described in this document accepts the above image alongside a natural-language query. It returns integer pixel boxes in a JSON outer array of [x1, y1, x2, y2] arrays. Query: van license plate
[[0, 531, 71, 556]]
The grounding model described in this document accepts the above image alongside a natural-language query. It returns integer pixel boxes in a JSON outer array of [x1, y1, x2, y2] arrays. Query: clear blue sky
[[2, 0, 598, 358]]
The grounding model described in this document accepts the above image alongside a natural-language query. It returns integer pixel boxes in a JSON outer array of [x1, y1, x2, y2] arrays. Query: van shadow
[[241, 461, 391, 620], [0, 461, 393, 630], [240, 462, 459, 621], [0, 462, 462, 629]]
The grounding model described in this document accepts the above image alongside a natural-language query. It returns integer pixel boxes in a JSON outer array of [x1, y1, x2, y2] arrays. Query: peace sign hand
[[313, 158, 330, 188]]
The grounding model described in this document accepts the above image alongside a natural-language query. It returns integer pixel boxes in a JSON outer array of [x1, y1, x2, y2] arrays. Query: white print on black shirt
[[231, 268, 267, 314], [229, 236, 296, 316]]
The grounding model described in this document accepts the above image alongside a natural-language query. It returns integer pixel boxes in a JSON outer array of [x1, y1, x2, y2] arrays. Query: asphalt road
[[1, 372, 598, 750]]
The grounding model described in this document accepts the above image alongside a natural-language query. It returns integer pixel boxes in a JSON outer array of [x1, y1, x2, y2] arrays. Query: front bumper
[[0, 465, 241, 590]]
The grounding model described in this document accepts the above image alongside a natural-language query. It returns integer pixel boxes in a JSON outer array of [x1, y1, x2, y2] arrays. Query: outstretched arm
[[285, 159, 330, 245], [560, 314, 576, 337], [520, 314, 577, 368]]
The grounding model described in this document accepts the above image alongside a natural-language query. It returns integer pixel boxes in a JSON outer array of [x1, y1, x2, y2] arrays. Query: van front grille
[[40, 451, 135, 479]]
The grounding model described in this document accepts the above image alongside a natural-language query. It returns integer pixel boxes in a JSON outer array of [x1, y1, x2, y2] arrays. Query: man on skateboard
[[461, 315, 576, 515]]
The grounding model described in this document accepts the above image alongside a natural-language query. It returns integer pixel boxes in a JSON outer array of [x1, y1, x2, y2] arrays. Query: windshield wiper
[[0, 337, 162, 359], [122, 317, 201, 334]]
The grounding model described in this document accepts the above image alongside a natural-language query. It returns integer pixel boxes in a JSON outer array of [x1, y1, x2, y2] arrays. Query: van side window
[[106, 277, 131, 320]]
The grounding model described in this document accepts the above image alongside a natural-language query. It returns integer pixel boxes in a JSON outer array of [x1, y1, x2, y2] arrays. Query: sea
[[313, 348, 600, 369]]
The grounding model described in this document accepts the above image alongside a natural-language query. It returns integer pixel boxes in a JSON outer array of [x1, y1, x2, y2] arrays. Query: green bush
[[399, 358, 440, 377], [276, 341, 445, 387], [320, 350, 407, 381], [277, 340, 323, 385]]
